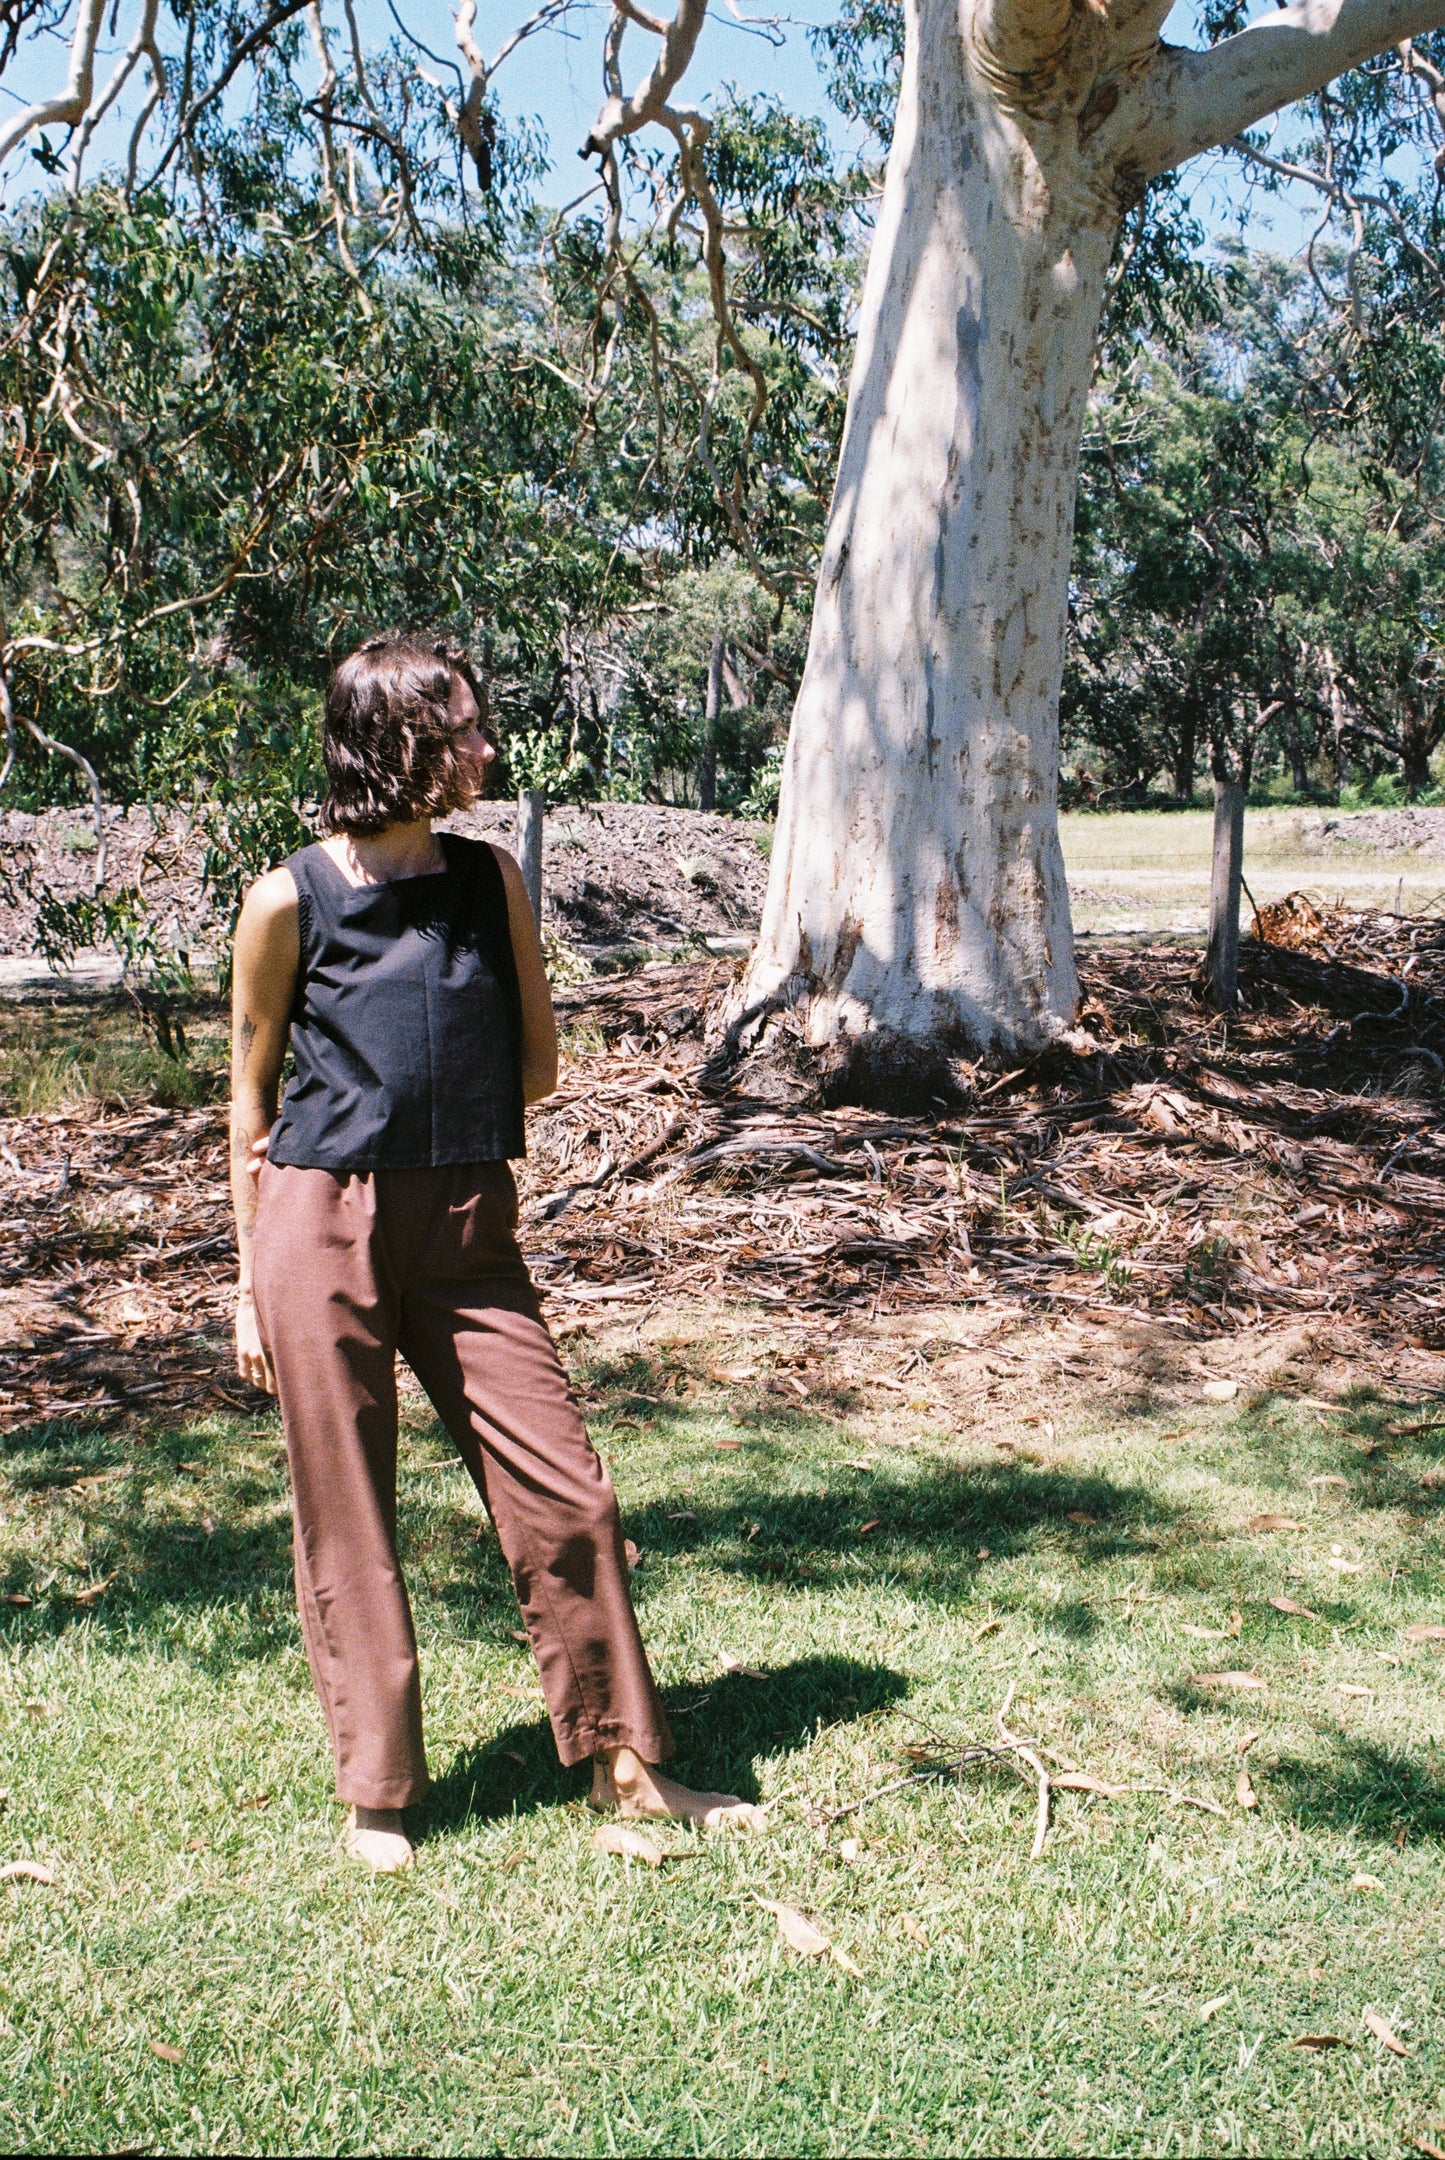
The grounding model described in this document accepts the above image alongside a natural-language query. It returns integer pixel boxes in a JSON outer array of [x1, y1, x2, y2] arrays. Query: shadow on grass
[[0, 1408, 1195, 1650], [419, 1654, 909, 1834], [1265, 1735, 1445, 1844], [610, 1456, 1189, 1604]]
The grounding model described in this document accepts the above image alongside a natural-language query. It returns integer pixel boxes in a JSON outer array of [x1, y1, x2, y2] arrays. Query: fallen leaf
[[1293, 2033, 1349, 2051], [68, 1572, 118, 1607], [902, 1914, 928, 1947], [497, 1682, 543, 1701], [1363, 2007, 1408, 2057], [1413, 2138, 1445, 2160], [1249, 1515, 1304, 1533], [235, 1792, 270, 1812], [1309, 1475, 1349, 1490], [1181, 1624, 1231, 1640], [720, 1655, 767, 1680], [2, 1594, 31, 1608], [507, 1628, 528, 1643], [972, 1618, 1003, 1640], [844, 1459, 875, 1472], [593, 1824, 665, 1867], [1066, 1510, 1096, 1526], [1176, 1792, 1229, 1817], [1054, 1772, 1128, 1797], [1404, 1624, 1445, 1643], [756, 1899, 861, 1974], [1199, 1995, 1231, 2022], [0, 1860, 55, 1885], [1202, 1379, 1240, 1402], [715, 1439, 742, 1452], [839, 1838, 860, 1863], [1235, 1768, 1258, 1810], [1335, 1683, 1373, 1699], [1270, 1596, 1320, 1619], [1351, 1872, 1384, 1890], [1190, 1671, 1267, 1692], [1299, 1397, 1344, 1413], [148, 2039, 185, 2065], [855, 1519, 881, 1537], [1237, 1730, 1260, 1755], [1327, 1557, 1364, 1575], [1158, 1429, 1188, 1443], [623, 1539, 641, 1570], [760, 1899, 829, 1957], [667, 1509, 697, 1522], [711, 1366, 758, 1384]]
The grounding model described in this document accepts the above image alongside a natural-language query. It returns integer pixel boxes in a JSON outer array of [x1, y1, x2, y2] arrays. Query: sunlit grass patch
[[0, 992, 227, 1114], [1, 1338, 1443, 2154]]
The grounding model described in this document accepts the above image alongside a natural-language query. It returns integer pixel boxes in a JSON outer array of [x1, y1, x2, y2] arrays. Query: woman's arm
[[490, 844, 559, 1105], [230, 868, 300, 1393]]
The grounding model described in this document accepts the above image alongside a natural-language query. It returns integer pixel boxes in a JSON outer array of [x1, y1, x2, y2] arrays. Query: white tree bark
[[0, 0, 107, 176], [736, 0, 1445, 1062]]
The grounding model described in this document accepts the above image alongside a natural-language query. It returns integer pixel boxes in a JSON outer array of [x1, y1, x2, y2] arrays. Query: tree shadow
[[418, 1654, 909, 1835], [605, 1456, 1189, 1605], [1263, 1735, 1445, 1845]]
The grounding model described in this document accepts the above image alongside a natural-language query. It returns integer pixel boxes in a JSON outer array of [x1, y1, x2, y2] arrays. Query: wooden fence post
[[516, 788, 544, 929], [1204, 777, 1245, 1011]]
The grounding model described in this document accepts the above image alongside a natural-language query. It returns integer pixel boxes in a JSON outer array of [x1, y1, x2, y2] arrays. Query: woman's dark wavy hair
[[321, 637, 486, 836]]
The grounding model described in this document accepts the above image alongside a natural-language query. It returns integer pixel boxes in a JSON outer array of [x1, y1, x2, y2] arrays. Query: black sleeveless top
[[268, 834, 526, 1171]]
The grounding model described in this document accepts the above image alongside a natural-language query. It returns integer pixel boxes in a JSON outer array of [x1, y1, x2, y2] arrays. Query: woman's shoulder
[[445, 831, 519, 885], [241, 862, 301, 925]]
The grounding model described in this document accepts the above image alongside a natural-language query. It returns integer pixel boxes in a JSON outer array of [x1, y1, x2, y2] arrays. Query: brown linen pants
[[251, 1158, 672, 1809]]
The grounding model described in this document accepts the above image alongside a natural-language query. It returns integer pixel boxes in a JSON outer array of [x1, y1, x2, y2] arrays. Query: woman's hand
[[246, 1133, 269, 1183], [235, 1287, 276, 1395]]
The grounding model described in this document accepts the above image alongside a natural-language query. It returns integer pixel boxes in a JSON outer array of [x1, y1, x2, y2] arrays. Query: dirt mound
[[1293, 806, 1445, 860], [0, 802, 770, 960]]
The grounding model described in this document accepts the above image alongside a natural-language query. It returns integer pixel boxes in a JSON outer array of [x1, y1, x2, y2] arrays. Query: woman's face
[[448, 668, 497, 796]]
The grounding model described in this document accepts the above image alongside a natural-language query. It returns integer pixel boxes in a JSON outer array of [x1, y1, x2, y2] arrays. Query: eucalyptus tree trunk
[[737, 0, 1445, 1063]]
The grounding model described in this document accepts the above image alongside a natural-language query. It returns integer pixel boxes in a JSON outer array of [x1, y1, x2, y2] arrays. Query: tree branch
[[0, 0, 107, 177], [1126, 0, 1445, 182], [582, 0, 710, 155]]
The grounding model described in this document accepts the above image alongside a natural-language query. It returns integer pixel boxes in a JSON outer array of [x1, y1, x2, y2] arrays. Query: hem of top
[[266, 1145, 526, 1172]]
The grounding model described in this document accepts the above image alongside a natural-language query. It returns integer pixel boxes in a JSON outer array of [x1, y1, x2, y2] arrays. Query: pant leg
[[252, 1161, 430, 1810], [393, 1164, 673, 1769]]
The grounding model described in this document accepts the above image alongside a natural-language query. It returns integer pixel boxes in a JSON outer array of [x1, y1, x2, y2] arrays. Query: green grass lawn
[[1060, 807, 1445, 934], [3, 1331, 1445, 2155]]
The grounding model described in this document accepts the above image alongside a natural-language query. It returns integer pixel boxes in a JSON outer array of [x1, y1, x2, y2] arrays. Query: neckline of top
[[309, 833, 455, 893]]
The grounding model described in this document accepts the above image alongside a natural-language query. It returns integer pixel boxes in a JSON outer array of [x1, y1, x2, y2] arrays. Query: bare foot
[[345, 1805, 413, 1873], [589, 1746, 766, 1830]]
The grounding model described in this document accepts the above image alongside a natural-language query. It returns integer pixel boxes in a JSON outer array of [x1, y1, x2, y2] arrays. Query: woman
[[230, 637, 756, 1871]]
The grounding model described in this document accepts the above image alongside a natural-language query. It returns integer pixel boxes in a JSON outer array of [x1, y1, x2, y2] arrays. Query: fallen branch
[[997, 1683, 1053, 1862]]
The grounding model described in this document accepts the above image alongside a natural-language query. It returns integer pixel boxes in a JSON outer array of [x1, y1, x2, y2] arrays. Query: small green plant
[[1059, 1218, 1133, 1291], [1184, 1233, 1233, 1288], [739, 742, 784, 820]]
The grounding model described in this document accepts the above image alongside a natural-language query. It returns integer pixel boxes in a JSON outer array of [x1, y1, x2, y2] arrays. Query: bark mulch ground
[[2, 898, 1442, 1443]]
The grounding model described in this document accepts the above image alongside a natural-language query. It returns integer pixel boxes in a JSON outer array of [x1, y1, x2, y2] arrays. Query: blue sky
[[0, 0, 1318, 248]]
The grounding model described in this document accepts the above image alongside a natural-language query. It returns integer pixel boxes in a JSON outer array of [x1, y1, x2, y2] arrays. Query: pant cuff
[[553, 1723, 675, 1769], [336, 1773, 432, 1810]]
